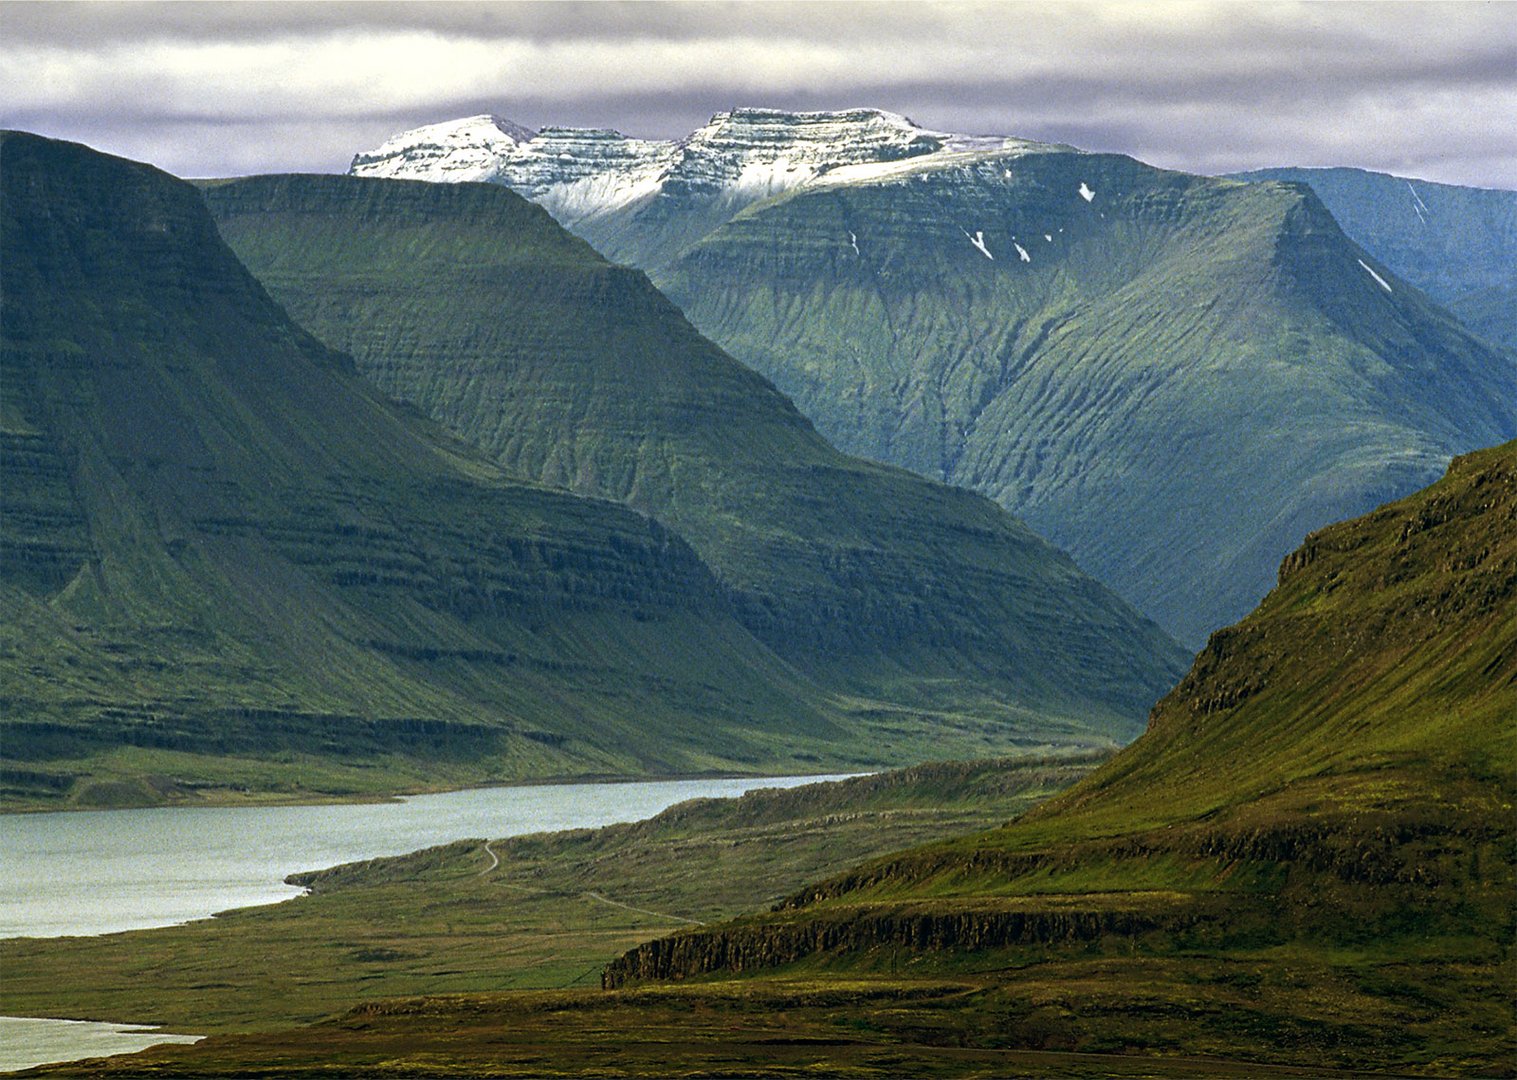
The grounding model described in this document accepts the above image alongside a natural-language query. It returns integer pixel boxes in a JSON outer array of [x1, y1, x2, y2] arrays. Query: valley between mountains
[[1, 112, 1512, 1079]]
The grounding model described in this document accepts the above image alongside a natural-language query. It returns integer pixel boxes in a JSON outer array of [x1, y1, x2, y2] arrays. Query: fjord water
[[0, 1018, 202, 1073], [0, 775, 848, 939]]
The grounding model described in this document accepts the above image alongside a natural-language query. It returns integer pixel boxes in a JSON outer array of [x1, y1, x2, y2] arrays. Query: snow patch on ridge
[[1078, 181, 1096, 202], [965, 229, 994, 260], [1358, 258, 1394, 293], [1406, 181, 1430, 225]]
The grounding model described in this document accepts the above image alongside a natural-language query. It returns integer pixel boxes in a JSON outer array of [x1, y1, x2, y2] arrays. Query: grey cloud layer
[[3, 1, 1512, 187]]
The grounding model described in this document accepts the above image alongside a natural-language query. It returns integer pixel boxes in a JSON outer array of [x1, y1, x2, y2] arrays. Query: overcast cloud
[[3, 1, 1513, 187]]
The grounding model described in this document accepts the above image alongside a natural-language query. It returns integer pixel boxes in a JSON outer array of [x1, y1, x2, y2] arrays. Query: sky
[[3, 1, 1515, 188]]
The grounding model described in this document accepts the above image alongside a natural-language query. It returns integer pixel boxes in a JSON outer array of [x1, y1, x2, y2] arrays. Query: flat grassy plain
[[13, 742, 1506, 1077], [75, 982, 1406, 1078]]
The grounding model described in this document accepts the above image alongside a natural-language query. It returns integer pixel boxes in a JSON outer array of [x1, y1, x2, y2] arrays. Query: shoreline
[[0, 766, 868, 817], [0, 1015, 203, 1075]]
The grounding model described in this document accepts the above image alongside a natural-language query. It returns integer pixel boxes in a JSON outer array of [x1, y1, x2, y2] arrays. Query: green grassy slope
[[82, 986, 1425, 1078], [640, 152, 1517, 648], [0, 131, 904, 808], [598, 441, 1515, 1073], [200, 174, 1186, 743], [777, 438, 1515, 871], [1234, 167, 1517, 351]]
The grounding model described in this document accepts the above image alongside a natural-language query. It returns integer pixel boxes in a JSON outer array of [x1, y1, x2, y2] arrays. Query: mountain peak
[[349, 107, 1048, 223], [662, 106, 945, 198]]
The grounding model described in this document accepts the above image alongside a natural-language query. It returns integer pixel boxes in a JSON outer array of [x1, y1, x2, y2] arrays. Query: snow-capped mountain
[[350, 108, 1049, 225], [351, 114, 537, 183], [348, 105, 1516, 653]]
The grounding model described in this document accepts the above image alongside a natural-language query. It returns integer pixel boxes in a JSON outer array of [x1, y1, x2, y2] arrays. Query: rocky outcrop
[[602, 805, 1509, 990]]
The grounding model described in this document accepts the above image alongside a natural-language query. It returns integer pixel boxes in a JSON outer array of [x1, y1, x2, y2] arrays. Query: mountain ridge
[[350, 108, 1061, 264], [1231, 165, 1517, 352], [659, 151, 1517, 645]]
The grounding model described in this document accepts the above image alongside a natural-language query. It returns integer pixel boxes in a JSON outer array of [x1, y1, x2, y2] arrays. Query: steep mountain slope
[[1234, 166, 1517, 351], [0, 131, 882, 808], [651, 149, 1517, 650], [200, 174, 1186, 745], [354, 110, 1517, 647], [604, 440, 1516, 1071]]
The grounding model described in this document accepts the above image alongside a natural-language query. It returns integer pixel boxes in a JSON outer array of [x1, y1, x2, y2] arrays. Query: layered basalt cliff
[[205, 171, 1189, 741], [603, 900, 1198, 988], [0, 131, 874, 804]]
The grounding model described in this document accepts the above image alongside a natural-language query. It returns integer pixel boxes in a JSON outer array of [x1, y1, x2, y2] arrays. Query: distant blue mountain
[[1232, 167, 1517, 352]]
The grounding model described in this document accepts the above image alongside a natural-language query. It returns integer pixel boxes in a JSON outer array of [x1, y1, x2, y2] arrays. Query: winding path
[[476, 841, 699, 925], [478, 840, 501, 877]]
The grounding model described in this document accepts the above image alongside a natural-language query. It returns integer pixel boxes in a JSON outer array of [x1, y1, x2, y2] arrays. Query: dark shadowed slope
[[1, 132, 877, 807], [202, 173, 1186, 748]]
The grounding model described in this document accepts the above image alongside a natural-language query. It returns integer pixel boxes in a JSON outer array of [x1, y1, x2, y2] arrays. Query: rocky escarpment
[[350, 114, 536, 181], [602, 803, 1507, 988], [777, 812, 1505, 912], [350, 108, 1045, 246], [353, 114, 671, 213], [603, 899, 1200, 989]]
